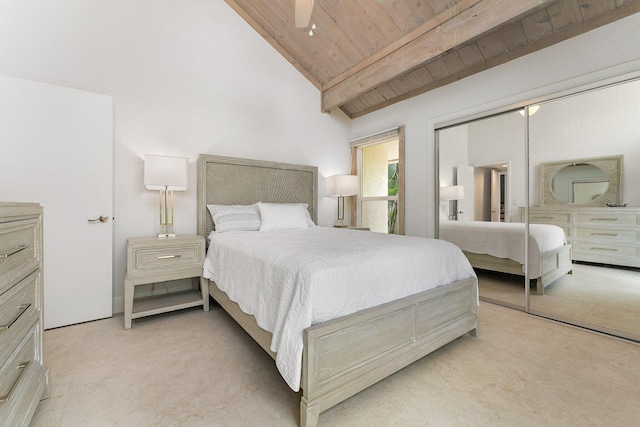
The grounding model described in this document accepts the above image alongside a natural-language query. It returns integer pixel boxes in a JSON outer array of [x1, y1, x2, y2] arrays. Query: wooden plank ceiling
[[226, 0, 640, 119]]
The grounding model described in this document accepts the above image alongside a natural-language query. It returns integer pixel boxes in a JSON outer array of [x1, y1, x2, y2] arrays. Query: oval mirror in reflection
[[551, 163, 609, 203]]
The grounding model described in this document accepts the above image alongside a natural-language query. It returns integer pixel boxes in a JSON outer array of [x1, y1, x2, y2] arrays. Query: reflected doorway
[[436, 111, 527, 310]]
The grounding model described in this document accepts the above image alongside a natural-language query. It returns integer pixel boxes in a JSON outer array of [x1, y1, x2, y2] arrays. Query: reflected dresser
[[0, 202, 50, 426], [528, 206, 640, 268]]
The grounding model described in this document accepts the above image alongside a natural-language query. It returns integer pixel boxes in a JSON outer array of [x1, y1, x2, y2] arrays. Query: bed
[[197, 154, 479, 427], [439, 216, 572, 295]]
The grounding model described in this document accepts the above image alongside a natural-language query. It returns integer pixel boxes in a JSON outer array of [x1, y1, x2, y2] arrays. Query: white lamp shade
[[144, 154, 188, 191], [440, 185, 464, 201], [328, 174, 359, 196]]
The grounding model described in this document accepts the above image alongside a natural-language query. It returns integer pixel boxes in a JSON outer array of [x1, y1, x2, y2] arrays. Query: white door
[[0, 74, 113, 329], [491, 169, 501, 222], [456, 165, 475, 221]]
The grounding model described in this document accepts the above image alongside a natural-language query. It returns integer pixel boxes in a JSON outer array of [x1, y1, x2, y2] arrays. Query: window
[[351, 127, 404, 234]]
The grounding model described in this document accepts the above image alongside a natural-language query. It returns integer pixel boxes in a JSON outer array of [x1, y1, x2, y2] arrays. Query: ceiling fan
[[295, 0, 388, 28], [295, 0, 315, 28]]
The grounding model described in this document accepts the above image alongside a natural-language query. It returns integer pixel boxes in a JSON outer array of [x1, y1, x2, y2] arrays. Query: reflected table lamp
[[328, 174, 359, 228], [440, 185, 464, 220], [144, 154, 188, 238]]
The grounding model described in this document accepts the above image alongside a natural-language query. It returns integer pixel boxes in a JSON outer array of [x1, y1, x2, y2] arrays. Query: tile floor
[[32, 301, 640, 426]]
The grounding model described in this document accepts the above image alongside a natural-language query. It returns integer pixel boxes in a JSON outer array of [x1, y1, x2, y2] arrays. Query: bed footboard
[[206, 277, 478, 427], [300, 277, 478, 427], [463, 244, 572, 295], [537, 244, 572, 294]]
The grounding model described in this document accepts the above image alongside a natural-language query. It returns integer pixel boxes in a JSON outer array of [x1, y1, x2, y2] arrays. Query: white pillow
[[207, 204, 261, 233], [257, 202, 310, 231], [287, 203, 316, 227]]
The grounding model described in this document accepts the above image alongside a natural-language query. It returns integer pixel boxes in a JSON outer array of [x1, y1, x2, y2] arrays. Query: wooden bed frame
[[197, 154, 479, 427], [463, 243, 572, 295]]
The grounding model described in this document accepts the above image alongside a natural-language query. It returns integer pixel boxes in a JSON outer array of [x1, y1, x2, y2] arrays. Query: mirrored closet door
[[527, 79, 640, 342], [437, 111, 527, 309], [437, 76, 640, 342]]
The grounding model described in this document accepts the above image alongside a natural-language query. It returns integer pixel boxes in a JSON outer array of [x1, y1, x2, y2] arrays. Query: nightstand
[[124, 234, 207, 329]]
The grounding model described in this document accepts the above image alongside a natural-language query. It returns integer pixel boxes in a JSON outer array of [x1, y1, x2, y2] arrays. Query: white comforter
[[203, 227, 476, 391], [438, 221, 567, 277]]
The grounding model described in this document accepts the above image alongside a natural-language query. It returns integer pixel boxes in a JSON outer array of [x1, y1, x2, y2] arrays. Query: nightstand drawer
[[0, 218, 40, 295], [134, 244, 201, 270], [0, 270, 39, 368], [126, 235, 205, 280]]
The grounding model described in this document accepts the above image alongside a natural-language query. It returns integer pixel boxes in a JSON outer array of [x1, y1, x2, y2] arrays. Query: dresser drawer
[[127, 236, 205, 279], [0, 270, 39, 368], [574, 242, 638, 258], [0, 325, 36, 411], [577, 212, 638, 226], [575, 228, 638, 242], [0, 218, 40, 295], [0, 323, 46, 425], [530, 211, 570, 225]]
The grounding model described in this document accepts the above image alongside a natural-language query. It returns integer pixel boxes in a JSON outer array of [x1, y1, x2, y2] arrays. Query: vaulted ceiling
[[226, 0, 640, 119]]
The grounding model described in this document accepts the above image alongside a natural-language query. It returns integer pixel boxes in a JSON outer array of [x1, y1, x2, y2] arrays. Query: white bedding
[[438, 221, 567, 277], [203, 227, 476, 391]]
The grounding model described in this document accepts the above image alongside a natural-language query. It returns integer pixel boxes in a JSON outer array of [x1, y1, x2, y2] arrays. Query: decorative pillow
[[207, 204, 261, 233], [257, 202, 310, 231]]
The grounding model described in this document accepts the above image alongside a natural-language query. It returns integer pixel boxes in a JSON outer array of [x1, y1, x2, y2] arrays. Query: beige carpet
[[32, 301, 640, 426], [479, 262, 640, 339]]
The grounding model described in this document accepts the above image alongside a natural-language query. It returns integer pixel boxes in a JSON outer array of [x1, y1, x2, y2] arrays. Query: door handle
[[88, 215, 110, 223]]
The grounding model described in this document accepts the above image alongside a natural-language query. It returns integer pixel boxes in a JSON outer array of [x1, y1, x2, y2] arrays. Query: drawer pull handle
[[535, 216, 555, 219], [0, 245, 29, 259], [589, 218, 617, 222], [0, 304, 31, 331], [0, 362, 29, 404], [157, 255, 181, 260], [590, 232, 618, 237], [590, 247, 618, 252]]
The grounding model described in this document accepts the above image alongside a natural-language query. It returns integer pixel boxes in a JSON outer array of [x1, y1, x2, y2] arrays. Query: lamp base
[[334, 218, 349, 228], [157, 233, 176, 239]]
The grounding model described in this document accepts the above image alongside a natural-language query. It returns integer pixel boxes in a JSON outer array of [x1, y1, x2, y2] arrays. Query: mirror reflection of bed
[[436, 77, 640, 343]]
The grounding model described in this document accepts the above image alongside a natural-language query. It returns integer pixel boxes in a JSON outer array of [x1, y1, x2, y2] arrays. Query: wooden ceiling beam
[[345, 0, 640, 119], [321, 0, 556, 112]]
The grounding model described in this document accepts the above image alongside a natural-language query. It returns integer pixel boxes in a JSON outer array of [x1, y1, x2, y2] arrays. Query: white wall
[[437, 125, 468, 218], [351, 13, 640, 238], [0, 0, 352, 313], [529, 80, 640, 206]]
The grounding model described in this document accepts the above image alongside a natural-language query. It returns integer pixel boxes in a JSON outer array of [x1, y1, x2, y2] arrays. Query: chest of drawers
[[0, 202, 50, 426], [528, 206, 640, 268]]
